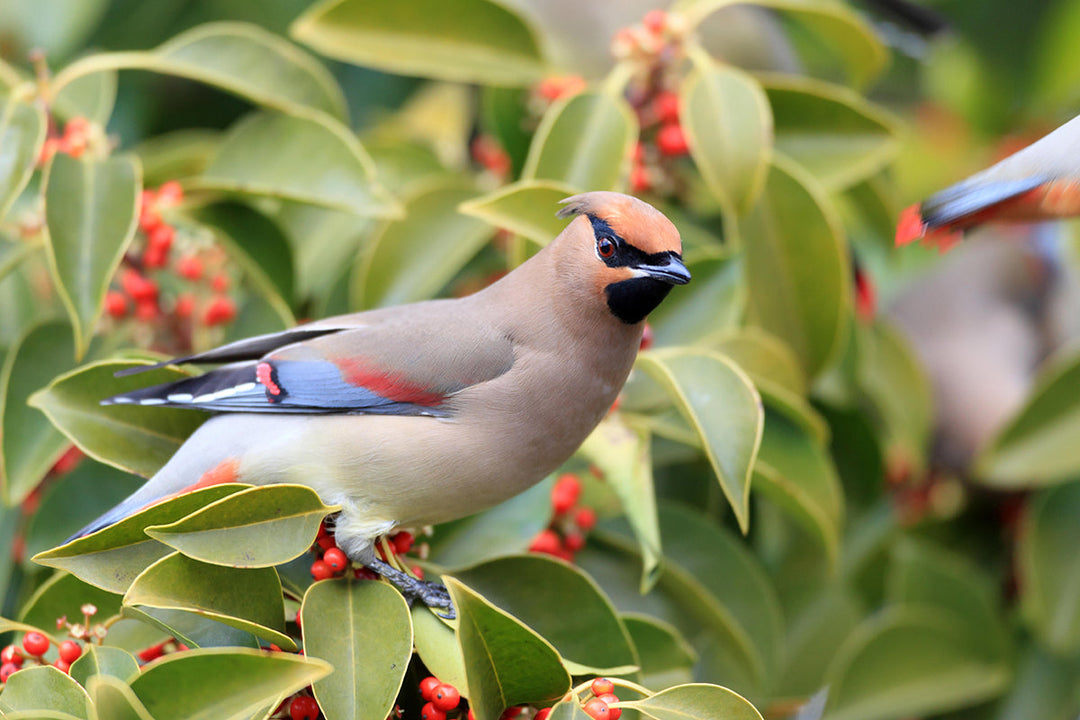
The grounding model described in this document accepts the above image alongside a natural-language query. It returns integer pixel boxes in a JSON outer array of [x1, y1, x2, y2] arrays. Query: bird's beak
[[640, 253, 691, 285]]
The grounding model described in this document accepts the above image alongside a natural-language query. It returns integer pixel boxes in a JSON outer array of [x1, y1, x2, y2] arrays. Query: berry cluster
[[135, 637, 189, 663], [419, 675, 462, 720], [0, 631, 83, 682], [528, 473, 598, 562], [309, 520, 424, 582], [38, 116, 101, 165], [581, 678, 622, 720]]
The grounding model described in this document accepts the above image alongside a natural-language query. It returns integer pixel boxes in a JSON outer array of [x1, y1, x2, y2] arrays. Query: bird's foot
[[367, 557, 455, 619]]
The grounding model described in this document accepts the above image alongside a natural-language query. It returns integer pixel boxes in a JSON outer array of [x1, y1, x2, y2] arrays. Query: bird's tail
[[64, 491, 152, 544]]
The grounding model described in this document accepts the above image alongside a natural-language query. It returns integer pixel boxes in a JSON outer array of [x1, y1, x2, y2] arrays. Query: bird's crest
[[558, 192, 681, 255]]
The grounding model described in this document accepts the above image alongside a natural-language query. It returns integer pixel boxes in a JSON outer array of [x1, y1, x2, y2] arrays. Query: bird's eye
[[597, 237, 617, 258]]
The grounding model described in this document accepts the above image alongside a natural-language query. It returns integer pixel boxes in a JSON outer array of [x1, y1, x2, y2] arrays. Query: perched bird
[[896, 113, 1080, 252], [66, 191, 690, 615]]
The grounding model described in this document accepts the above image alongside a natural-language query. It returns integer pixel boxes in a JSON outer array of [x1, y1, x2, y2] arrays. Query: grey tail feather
[[64, 492, 151, 544]]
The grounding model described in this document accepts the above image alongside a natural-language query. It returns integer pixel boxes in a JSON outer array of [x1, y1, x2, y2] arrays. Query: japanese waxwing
[[896, 113, 1080, 252], [64, 191, 690, 615]]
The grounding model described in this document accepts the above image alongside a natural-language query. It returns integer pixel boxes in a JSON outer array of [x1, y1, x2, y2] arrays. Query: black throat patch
[[605, 277, 673, 324]]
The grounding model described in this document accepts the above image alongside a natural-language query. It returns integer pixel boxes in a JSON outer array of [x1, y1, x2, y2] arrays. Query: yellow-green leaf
[[619, 682, 763, 720], [0, 94, 46, 221], [459, 180, 579, 245]]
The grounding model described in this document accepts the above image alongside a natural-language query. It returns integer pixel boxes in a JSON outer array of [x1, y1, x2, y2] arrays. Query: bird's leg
[[353, 538, 455, 619]]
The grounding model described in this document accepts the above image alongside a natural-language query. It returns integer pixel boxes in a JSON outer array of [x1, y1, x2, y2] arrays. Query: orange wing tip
[[895, 204, 927, 246]]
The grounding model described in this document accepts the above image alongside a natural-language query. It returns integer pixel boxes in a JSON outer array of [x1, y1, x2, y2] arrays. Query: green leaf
[[43, 153, 140, 359], [0, 617, 59, 642], [412, 605, 468, 695], [120, 605, 258, 650], [992, 640, 1080, 720], [53, 22, 346, 121], [135, 129, 220, 187], [1, 321, 76, 505], [290, 0, 545, 87], [86, 674, 155, 720], [636, 348, 763, 532], [620, 682, 763, 720], [523, 91, 637, 191], [145, 485, 336, 568], [129, 647, 331, 720], [32, 484, 249, 594], [446, 577, 570, 720], [70, 645, 140, 687], [452, 554, 638, 676], [272, 201, 372, 305], [189, 202, 296, 326], [777, 586, 862, 698], [824, 607, 1010, 720], [459, 180, 579, 245], [353, 178, 490, 309], [1018, 480, 1080, 653], [676, 0, 887, 88], [0, 236, 36, 285], [682, 57, 772, 214], [645, 255, 745, 349], [28, 360, 208, 478], [0, 95, 46, 221], [621, 613, 697, 691], [714, 328, 805, 397], [17, 571, 122, 634], [0, 666, 91, 718], [199, 109, 400, 218], [975, 349, 1080, 487], [753, 407, 844, 567], [741, 157, 850, 379], [761, 75, 899, 191], [579, 417, 662, 592], [301, 579, 413, 720], [52, 70, 117, 126], [124, 552, 294, 650]]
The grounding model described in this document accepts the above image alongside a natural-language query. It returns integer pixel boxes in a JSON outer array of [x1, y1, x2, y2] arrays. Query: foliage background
[[1, 1, 1080, 719]]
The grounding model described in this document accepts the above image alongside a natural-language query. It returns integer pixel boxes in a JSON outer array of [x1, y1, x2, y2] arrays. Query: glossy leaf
[[124, 552, 294, 649], [761, 75, 899, 190], [636, 348, 763, 532], [621, 613, 697, 691], [272, 200, 372, 305], [777, 587, 862, 698], [32, 484, 249, 594], [86, 674, 155, 720], [412, 605, 468, 695], [129, 647, 331, 720], [646, 255, 745, 349], [52, 70, 117, 126], [452, 554, 638, 675], [70, 645, 140, 687], [18, 571, 122, 634], [199, 109, 399, 218], [0, 666, 91, 718], [976, 350, 1080, 487], [1, 322, 76, 505], [446, 577, 570, 720], [824, 607, 1010, 720], [523, 91, 637, 191], [353, 178, 489, 309], [146, 485, 337, 568], [620, 683, 763, 720], [53, 22, 346, 120], [741, 157, 850, 379], [44, 153, 140, 358], [579, 417, 662, 592], [1018, 480, 1080, 653], [714, 328, 805, 398], [121, 605, 258, 650], [301, 579, 413, 720], [0, 95, 46, 221], [459, 180, 578, 245], [291, 0, 545, 86], [28, 360, 207, 478], [682, 57, 772, 214]]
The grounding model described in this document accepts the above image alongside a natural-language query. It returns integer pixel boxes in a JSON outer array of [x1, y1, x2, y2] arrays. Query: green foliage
[[0, 1, 1077, 720]]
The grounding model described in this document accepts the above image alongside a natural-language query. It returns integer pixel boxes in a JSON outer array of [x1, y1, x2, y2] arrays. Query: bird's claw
[[366, 557, 456, 619]]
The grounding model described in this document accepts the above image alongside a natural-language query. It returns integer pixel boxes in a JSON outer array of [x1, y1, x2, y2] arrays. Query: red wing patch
[[256, 362, 282, 396], [332, 356, 444, 407]]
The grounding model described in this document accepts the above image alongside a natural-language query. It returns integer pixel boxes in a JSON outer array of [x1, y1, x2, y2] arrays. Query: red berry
[[121, 269, 158, 303], [583, 698, 610, 719], [317, 535, 337, 551], [134, 299, 159, 322], [22, 632, 49, 657], [0, 661, 18, 682], [419, 676, 441, 700], [143, 245, 167, 269], [211, 273, 230, 293], [656, 123, 689, 156], [565, 533, 585, 552], [310, 560, 334, 581], [528, 529, 562, 556], [139, 191, 162, 233], [552, 473, 582, 515], [58, 640, 82, 664], [290, 695, 320, 720], [631, 142, 645, 163], [1, 646, 23, 667], [575, 507, 598, 531], [39, 137, 61, 165], [500, 707, 523, 719], [421, 702, 446, 720], [64, 117, 89, 138], [535, 710, 552, 720], [392, 531, 414, 554], [148, 223, 174, 253], [176, 255, 204, 281], [105, 290, 128, 319], [53, 658, 71, 674], [137, 642, 166, 663], [173, 293, 195, 319], [653, 91, 679, 124], [598, 694, 621, 720], [591, 678, 615, 696], [203, 296, 237, 326], [432, 683, 460, 711], [354, 567, 378, 580], [322, 547, 348, 572], [642, 9, 667, 34], [411, 565, 425, 580], [630, 164, 651, 193], [639, 323, 654, 351], [156, 181, 184, 206]]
